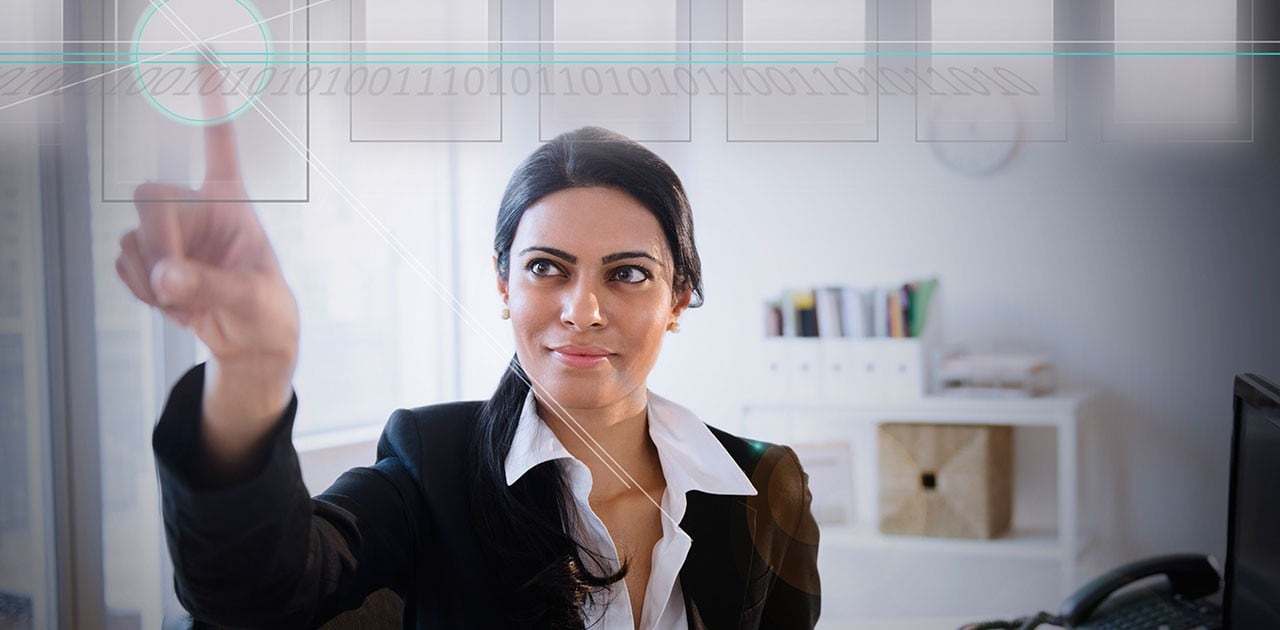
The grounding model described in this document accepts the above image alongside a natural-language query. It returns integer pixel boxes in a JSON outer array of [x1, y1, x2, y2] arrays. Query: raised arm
[[121, 72, 422, 627], [116, 69, 299, 479]]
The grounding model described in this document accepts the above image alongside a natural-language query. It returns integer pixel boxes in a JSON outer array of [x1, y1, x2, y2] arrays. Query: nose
[[561, 279, 605, 330]]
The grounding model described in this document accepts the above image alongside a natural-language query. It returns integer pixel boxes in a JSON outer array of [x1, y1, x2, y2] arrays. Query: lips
[[549, 344, 615, 368]]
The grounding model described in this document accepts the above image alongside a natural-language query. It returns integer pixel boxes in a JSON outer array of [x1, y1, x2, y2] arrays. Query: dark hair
[[471, 127, 704, 627]]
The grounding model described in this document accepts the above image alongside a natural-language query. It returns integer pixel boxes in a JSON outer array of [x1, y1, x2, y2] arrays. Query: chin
[[527, 366, 636, 410], [531, 380, 614, 411]]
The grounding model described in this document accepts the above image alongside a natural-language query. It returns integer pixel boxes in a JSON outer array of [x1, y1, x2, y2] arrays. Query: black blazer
[[154, 364, 820, 629]]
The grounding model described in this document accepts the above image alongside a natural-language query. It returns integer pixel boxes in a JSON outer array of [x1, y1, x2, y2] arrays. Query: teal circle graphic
[[130, 0, 274, 126]]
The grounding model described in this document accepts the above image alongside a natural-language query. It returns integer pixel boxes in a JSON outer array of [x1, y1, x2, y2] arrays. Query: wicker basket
[[877, 423, 1012, 539]]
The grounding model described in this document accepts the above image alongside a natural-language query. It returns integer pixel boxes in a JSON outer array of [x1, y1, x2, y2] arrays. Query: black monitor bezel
[[1224, 373, 1280, 628]]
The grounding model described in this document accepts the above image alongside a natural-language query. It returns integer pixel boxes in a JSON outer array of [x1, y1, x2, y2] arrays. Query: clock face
[[926, 97, 1022, 176]]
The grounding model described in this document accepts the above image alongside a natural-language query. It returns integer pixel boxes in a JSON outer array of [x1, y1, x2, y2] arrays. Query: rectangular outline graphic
[[914, 0, 1069, 145], [101, 0, 311, 203], [347, 0, 504, 143], [537, 0, 693, 143], [1099, 0, 1254, 144], [726, 0, 881, 143]]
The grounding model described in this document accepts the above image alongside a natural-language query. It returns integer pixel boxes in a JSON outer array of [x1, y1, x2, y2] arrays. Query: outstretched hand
[[116, 70, 299, 461]]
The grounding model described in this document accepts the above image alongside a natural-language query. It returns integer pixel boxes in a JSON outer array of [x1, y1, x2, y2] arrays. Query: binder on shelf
[[786, 338, 823, 400], [758, 337, 789, 403], [841, 339, 884, 402], [820, 340, 856, 403], [883, 338, 928, 399], [758, 334, 935, 402]]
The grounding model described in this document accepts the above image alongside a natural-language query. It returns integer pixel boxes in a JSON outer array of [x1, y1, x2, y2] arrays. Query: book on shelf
[[815, 287, 844, 337], [907, 278, 938, 338], [873, 286, 890, 337], [840, 286, 872, 338], [763, 299, 783, 337], [786, 289, 819, 337], [765, 278, 939, 341], [779, 292, 797, 337], [888, 289, 904, 338]]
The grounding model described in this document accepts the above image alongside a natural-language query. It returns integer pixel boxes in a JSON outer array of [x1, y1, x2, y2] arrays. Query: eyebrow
[[518, 246, 664, 266]]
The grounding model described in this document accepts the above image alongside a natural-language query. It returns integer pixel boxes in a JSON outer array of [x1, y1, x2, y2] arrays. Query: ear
[[670, 287, 692, 320], [493, 255, 509, 305]]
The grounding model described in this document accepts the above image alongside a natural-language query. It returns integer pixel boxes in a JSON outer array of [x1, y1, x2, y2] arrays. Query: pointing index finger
[[197, 60, 243, 189]]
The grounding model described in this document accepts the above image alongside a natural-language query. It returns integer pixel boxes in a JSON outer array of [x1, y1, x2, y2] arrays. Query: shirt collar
[[644, 390, 757, 498], [503, 390, 574, 486], [503, 389, 757, 498]]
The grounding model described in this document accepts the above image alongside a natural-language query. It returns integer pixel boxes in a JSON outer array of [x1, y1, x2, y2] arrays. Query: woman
[[117, 92, 819, 629]]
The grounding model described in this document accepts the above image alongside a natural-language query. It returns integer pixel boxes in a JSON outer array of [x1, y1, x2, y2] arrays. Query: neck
[[535, 390, 664, 501]]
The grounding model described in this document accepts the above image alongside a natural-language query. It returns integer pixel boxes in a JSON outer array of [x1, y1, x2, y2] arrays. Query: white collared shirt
[[504, 390, 758, 630]]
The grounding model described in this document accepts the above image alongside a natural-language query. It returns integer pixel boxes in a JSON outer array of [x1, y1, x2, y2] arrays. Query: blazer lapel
[[679, 491, 760, 629]]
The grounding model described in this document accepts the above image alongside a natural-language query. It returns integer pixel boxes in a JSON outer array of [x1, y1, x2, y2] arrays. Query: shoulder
[[705, 425, 812, 525], [704, 425, 805, 483], [375, 401, 485, 465], [703, 425, 781, 475]]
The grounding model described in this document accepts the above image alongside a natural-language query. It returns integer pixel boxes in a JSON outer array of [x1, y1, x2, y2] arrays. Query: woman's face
[[497, 186, 691, 413]]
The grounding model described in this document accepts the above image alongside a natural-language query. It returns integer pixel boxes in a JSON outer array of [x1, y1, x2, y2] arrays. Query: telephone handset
[[1059, 553, 1221, 628], [960, 553, 1222, 629]]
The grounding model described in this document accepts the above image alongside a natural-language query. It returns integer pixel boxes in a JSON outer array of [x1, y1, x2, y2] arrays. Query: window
[[81, 1, 460, 626], [0, 118, 57, 630]]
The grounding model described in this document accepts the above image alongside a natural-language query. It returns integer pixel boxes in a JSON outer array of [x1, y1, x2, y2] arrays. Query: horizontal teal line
[[1, 51, 1275, 57]]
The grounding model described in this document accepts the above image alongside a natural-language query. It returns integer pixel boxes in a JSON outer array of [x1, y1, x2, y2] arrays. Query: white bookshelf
[[742, 391, 1098, 600]]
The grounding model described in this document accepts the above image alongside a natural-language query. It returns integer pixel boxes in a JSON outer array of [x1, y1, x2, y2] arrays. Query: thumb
[[151, 258, 251, 313]]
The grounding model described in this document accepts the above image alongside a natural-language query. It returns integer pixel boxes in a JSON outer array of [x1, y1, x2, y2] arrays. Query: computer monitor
[[1224, 374, 1280, 628]]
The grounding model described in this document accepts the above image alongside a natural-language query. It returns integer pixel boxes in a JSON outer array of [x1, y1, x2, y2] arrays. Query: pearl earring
[[667, 320, 680, 333], [500, 307, 510, 320]]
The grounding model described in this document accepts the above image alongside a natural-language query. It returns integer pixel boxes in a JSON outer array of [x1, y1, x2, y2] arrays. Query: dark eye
[[526, 259, 563, 278], [611, 265, 652, 284]]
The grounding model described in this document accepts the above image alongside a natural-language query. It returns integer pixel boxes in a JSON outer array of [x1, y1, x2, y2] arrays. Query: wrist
[[200, 356, 295, 469]]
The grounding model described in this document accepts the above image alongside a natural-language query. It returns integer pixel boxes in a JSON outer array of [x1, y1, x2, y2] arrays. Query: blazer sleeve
[[152, 363, 429, 629], [758, 445, 821, 629]]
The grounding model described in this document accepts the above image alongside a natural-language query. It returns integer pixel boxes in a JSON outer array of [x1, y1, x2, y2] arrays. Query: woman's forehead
[[513, 187, 669, 260]]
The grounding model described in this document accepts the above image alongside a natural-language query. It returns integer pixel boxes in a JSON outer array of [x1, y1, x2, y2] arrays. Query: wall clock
[[927, 97, 1022, 176]]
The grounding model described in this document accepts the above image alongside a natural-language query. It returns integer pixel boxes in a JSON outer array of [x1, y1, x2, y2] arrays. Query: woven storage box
[[877, 423, 1012, 539]]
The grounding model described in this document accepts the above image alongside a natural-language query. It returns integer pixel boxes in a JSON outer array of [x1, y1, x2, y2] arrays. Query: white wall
[[445, 0, 1280, 609]]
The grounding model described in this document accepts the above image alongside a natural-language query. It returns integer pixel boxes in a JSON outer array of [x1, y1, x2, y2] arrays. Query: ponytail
[[469, 356, 627, 628]]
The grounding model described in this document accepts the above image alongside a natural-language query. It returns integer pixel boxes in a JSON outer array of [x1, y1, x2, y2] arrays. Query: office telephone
[[960, 554, 1222, 629]]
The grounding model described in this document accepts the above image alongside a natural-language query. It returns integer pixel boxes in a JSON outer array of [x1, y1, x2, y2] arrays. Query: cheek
[[507, 293, 560, 357], [507, 288, 551, 324], [625, 309, 671, 355]]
